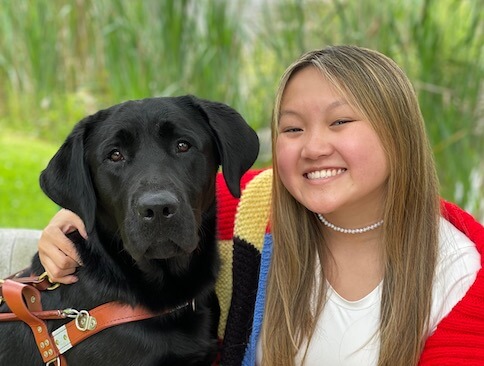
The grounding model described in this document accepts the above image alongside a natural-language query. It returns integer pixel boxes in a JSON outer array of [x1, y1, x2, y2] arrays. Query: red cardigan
[[418, 200, 484, 365]]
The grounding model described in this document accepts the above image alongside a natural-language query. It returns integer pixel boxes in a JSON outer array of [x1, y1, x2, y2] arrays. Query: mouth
[[305, 168, 346, 180], [143, 239, 194, 260]]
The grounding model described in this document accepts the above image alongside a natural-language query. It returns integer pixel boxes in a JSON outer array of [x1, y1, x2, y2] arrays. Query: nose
[[301, 130, 333, 159], [136, 191, 179, 221]]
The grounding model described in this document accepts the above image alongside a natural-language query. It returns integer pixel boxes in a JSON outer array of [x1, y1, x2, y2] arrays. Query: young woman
[[223, 45, 483, 366], [38, 46, 484, 365]]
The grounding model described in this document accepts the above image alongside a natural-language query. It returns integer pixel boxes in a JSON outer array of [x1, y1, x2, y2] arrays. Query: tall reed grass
[[0, 0, 247, 138], [0, 0, 482, 224]]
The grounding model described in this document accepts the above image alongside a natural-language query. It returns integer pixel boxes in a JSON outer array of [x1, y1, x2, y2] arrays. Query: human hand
[[38, 208, 86, 284]]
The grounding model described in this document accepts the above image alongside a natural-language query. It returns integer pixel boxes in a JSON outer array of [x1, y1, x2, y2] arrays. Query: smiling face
[[275, 66, 389, 225]]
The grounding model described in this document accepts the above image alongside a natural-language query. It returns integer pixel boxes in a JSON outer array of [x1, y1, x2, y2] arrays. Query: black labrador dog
[[0, 95, 259, 365]]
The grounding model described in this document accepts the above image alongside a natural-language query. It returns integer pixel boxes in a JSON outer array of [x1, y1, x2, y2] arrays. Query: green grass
[[0, 133, 59, 228]]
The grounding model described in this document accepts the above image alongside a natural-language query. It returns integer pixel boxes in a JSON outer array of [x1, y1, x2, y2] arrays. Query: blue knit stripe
[[242, 233, 273, 365]]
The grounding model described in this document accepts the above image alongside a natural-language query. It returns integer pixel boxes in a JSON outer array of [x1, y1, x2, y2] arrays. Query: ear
[[39, 111, 106, 233], [187, 95, 260, 198]]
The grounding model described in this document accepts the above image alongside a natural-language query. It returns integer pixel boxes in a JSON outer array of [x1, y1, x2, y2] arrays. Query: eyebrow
[[325, 99, 349, 112]]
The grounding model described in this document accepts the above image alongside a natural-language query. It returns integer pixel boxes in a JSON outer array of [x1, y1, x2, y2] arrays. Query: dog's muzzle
[[124, 190, 199, 261]]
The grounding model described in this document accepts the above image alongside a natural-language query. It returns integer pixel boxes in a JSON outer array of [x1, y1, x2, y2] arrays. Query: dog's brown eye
[[176, 141, 191, 153], [109, 150, 125, 162]]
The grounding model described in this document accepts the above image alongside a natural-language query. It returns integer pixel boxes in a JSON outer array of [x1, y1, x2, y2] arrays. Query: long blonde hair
[[261, 45, 440, 365]]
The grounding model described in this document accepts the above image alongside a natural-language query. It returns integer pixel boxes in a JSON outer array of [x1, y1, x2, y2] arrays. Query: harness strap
[[0, 309, 65, 321], [0, 278, 193, 365], [0, 271, 59, 303], [51, 302, 163, 354], [2, 279, 67, 365]]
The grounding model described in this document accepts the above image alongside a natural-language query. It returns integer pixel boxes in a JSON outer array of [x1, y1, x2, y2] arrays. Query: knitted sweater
[[216, 169, 484, 366]]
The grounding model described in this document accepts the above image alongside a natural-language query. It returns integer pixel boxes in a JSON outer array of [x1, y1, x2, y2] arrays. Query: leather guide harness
[[0, 272, 194, 366]]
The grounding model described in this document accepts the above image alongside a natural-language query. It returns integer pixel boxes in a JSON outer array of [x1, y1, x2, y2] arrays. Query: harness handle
[[2, 279, 67, 365]]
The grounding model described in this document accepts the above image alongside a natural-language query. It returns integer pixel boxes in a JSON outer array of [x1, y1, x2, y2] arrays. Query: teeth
[[307, 169, 345, 180]]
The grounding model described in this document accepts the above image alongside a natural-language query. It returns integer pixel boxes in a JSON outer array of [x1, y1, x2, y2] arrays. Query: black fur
[[0, 95, 259, 365]]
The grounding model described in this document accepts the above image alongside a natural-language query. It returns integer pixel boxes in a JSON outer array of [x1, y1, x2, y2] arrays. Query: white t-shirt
[[256, 217, 480, 365]]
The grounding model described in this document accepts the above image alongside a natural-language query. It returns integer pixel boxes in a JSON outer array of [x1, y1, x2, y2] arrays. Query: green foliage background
[[0, 0, 482, 228]]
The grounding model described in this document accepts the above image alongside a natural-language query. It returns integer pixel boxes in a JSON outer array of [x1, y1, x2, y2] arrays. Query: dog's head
[[40, 96, 259, 268]]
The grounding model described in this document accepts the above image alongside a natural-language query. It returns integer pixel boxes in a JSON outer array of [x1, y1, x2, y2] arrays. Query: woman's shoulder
[[429, 216, 481, 332], [420, 202, 484, 364], [437, 215, 481, 264], [440, 199, 484, 253]]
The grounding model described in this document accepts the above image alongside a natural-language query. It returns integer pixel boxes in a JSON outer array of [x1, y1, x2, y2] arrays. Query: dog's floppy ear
[[39, 111, 106, 233], [188, 96, 260, 198]]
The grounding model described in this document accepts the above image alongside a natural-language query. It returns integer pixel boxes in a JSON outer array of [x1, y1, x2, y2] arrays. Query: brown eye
[[109, 150, 124, 162], [176, 141, 191, 153]]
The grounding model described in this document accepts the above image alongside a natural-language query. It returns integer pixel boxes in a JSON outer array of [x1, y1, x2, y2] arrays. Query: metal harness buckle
[[38, 272, 61, 290], [45, 357, 61, 366], [62, 308, 97, 331]]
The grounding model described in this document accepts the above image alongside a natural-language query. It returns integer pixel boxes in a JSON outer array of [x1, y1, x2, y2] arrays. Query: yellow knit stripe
[[234, 169, 273, 252], [216, 239, 233, 336]]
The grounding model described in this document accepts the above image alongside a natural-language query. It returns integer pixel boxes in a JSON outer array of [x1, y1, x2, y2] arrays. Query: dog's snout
[[137, 192, 179, 220]]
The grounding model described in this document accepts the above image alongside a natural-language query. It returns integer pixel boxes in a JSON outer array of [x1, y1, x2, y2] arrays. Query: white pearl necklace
[[316, 213, 383, 234]]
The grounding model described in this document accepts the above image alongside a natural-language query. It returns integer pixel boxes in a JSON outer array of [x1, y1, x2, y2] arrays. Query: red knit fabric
[[419, 200, 484, 365], [216, 170, 264, 241]]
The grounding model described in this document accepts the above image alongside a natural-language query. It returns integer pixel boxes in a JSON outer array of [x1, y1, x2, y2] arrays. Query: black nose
[[137, 191, 179, 221]]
